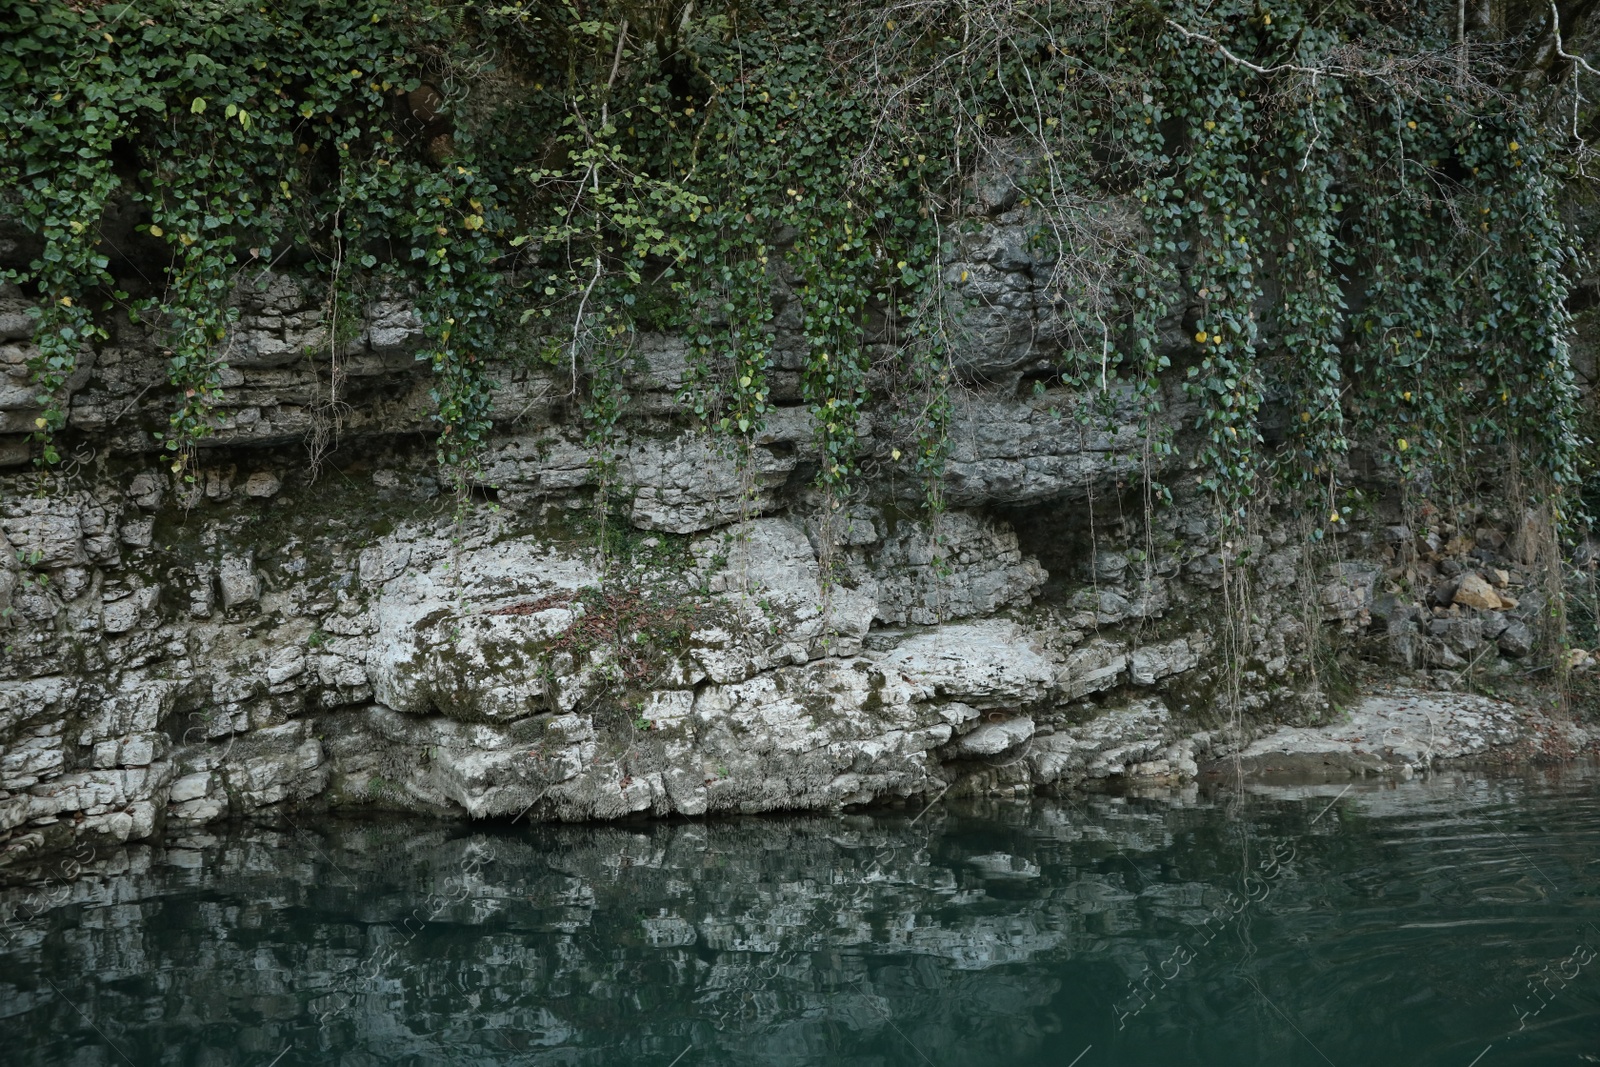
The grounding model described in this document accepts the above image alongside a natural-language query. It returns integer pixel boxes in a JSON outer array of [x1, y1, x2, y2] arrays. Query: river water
[[1, 767, 1597, 1066]]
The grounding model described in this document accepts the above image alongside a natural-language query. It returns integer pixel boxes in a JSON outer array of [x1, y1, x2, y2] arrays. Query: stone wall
[[0, 225, 1566, 868]]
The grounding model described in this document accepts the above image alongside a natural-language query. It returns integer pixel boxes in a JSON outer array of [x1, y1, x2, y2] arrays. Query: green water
[[2, 769, 1598, 1066]]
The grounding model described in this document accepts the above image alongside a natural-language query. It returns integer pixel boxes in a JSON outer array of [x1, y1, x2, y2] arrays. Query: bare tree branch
[[1164, 18, 1346, 78], [1552, 0, 1600, 77]]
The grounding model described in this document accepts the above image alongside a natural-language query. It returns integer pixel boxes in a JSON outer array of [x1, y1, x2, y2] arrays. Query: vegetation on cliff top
[[2, 0, 1598, 532]]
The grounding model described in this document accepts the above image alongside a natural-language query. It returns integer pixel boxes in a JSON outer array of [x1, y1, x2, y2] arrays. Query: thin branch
[[1164, 18, 1347, 78], [568, 252, 602, 395], [1552, 1, 1600, 78], [607, 18, 629, 90], [599, 17, 630, 128]]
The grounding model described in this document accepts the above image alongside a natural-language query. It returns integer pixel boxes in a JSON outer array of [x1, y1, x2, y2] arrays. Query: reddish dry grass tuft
[[484, 587, 708, 687]]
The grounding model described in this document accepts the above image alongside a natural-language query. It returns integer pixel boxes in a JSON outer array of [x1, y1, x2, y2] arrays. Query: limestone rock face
[[1129, 640, 1199, 686], [698, 516, 878, 662], [1221, 689, 1589, 779], [0, 247, 1576, 870], [625, 432, 797, 534], [1321, 561, 1379, 624], [948, 716, 1035, 758], [942, 390, 1151, 506], [366, 537, 598, 720], [1059, 641, 1127, 700], [867, 511, 1045, 625], [2, 482, 1221, 857], [217, 553, 260, 611], [1028, 698, 1191, 782], [880, 621, 1054, 710]]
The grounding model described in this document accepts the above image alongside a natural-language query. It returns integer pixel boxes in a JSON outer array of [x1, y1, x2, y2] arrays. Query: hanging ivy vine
[[0, 0, 502, 485], [0, 0, 1593, 533]]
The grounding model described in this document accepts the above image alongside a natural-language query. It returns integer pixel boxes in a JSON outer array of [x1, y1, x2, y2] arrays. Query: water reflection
[[2, 769, 1598, 1066]]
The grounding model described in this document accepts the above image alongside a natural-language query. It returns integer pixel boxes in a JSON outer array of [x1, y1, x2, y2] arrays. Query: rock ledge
[[1217, 688, 1599, 780]]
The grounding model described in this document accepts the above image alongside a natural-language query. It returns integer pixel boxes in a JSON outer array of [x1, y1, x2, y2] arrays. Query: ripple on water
[[0, 765, 1597, 1066]]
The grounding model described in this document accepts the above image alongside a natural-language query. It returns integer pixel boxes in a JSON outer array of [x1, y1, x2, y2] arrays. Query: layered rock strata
[[0, 246, 1581, 866]]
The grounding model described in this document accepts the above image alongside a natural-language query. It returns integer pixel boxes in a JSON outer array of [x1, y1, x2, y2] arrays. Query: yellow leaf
[[1397, 438, 1409, 451], [35, 417, 47, 429], [59, 296, 72, 307], [1329, 510, 1341, 523], [149, 225, 163, 237], [892, 449, 902, 460], [1195, 331, 1208, 343]]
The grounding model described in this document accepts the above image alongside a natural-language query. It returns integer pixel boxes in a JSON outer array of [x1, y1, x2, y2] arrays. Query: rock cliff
[[0, 226, 1578, 867]]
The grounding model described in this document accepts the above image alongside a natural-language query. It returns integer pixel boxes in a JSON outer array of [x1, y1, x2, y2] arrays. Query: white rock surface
[[1227, 689, 1595, 778], [879, 621, 1054, 710], [949, 717, 1035, 758]]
